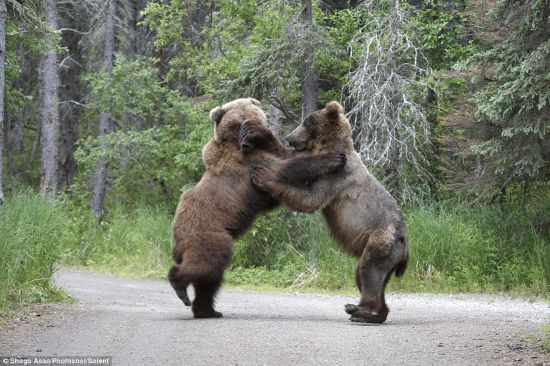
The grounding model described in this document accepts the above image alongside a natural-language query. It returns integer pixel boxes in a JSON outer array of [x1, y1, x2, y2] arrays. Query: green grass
[[401, 203, 549, 293], [62, 197, 550, 296], [63, 205, 173, 279], [227, 199, 550, 295], [0, 192, 68, 309]]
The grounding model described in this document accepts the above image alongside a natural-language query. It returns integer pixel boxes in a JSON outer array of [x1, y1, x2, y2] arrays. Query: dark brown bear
[[249, 101, 410, 323], [169, 98, 346, 318]]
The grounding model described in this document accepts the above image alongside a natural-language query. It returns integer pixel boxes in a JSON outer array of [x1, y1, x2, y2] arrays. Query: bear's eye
[[306, 117, 320, 133]]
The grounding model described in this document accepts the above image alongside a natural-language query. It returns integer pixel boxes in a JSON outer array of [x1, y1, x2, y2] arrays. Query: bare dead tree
[[0, 0, 5, 204], [90, 0, 115, 216], [346, 0, 432, 201], [39, 0, 60, 198]]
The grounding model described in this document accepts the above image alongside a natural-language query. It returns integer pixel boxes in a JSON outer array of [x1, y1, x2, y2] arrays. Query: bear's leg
[[189, 234, 233, 319], [168, 265, 191, 306], [168, 247, 209, 307], [192, 278, 224, 318], [345, 239, 400, 323], [345, 256, 389, 324], [354, 264, 362, 293], [276, 153, 347, 186]]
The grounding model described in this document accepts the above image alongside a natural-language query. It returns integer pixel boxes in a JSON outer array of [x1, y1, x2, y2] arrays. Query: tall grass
[[61, 198, 549, 296], [228, 210, 355, 290], [0, 192, 66, 309], [403, 203, 549, 293], [64, 205, 173, 279], [2, 191, 544, 310], [229, 200, 549, 295]]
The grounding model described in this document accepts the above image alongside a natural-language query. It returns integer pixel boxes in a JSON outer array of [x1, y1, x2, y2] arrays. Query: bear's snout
[[286, 135, 305, 151], [241, 141, 255, 153]]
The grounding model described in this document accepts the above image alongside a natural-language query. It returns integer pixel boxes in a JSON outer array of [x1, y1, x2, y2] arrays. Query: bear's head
[[286, 101, 353, 152], [209, 98, 268, 149]]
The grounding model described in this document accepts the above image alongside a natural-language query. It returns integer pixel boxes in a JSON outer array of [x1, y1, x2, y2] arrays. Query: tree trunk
[[32, 121, 42, 160], [39, 0, 60, 198], [384, 0, 401, 199], [90, 0, 115, 216], [57, 109, 78, 190], [301, 0, 318, 119], [57, 3, 85, 191], [0, 0, 6, 204]]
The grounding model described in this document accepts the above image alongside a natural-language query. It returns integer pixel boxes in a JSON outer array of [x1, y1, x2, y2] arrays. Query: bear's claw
[[322, 152, 347, 174], [239, 120, 258, 153], [333, 153, 347, 170], [249, 165, 271, 190]]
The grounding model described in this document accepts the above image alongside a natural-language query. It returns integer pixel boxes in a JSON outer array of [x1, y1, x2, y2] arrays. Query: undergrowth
[[3, 191, 547, 311], [62, 197, 550, 296], [0, 192, 67, 310]]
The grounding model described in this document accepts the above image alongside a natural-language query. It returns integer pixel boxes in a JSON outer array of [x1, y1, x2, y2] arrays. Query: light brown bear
[[169, 98, 346, 318], [249, 101, 410, 323]]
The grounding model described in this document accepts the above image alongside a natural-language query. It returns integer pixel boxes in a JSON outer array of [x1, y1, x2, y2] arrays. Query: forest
[[0, 0, 549, 309]]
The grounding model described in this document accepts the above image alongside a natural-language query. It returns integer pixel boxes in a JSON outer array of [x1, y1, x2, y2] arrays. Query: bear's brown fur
[[169, 98, 346, 318], [249, 101, 410, 323]]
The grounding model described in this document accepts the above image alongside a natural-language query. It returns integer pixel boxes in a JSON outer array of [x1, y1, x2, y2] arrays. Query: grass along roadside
[[1, 191, 547, 313], [63, 199, 550, 297], [0, 192, 69, 311]]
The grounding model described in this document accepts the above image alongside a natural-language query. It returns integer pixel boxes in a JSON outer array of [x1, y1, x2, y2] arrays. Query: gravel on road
[[0, 268, 548, 365]]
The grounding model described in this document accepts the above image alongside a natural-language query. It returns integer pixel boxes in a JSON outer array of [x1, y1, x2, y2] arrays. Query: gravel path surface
[[0, 268, 548, 365]]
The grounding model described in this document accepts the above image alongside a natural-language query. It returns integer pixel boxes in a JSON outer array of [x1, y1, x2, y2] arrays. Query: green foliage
[[232, 210, 356, 289], [412, 0, 475, 69], [471, 0, 550, 190], [73, 120, 210, 211], [4, 1, 56, 124], [143, 1, 332, 113], [0, 192, 67, 309], [4, 18, 50, 141], [74, 57, 212, 211], [84, 57, 191, 130], [225, 16, 312, 112], [316, 7, 369, 103], [55, 189, 550, 295], [142, 0, 262, 95], [403, 198, 550, 293], [63, 204, 173, 279]]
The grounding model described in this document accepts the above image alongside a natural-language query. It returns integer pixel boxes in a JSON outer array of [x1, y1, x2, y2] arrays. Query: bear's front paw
[[249, 165, 275, 190], [239, 120, 259, 153], [325, 152, 347, 173]]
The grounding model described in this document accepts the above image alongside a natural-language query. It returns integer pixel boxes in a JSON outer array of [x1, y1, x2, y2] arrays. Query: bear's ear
[[209, 106, 226, 124], [248, 98, 262, 107], [325, 101, 344, 117]]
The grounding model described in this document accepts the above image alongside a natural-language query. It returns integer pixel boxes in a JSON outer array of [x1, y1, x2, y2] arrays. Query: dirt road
[[1, 268, 548, 365]]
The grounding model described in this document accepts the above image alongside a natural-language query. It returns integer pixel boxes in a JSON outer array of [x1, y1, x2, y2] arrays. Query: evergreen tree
[[472, 0, 550, 198]]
